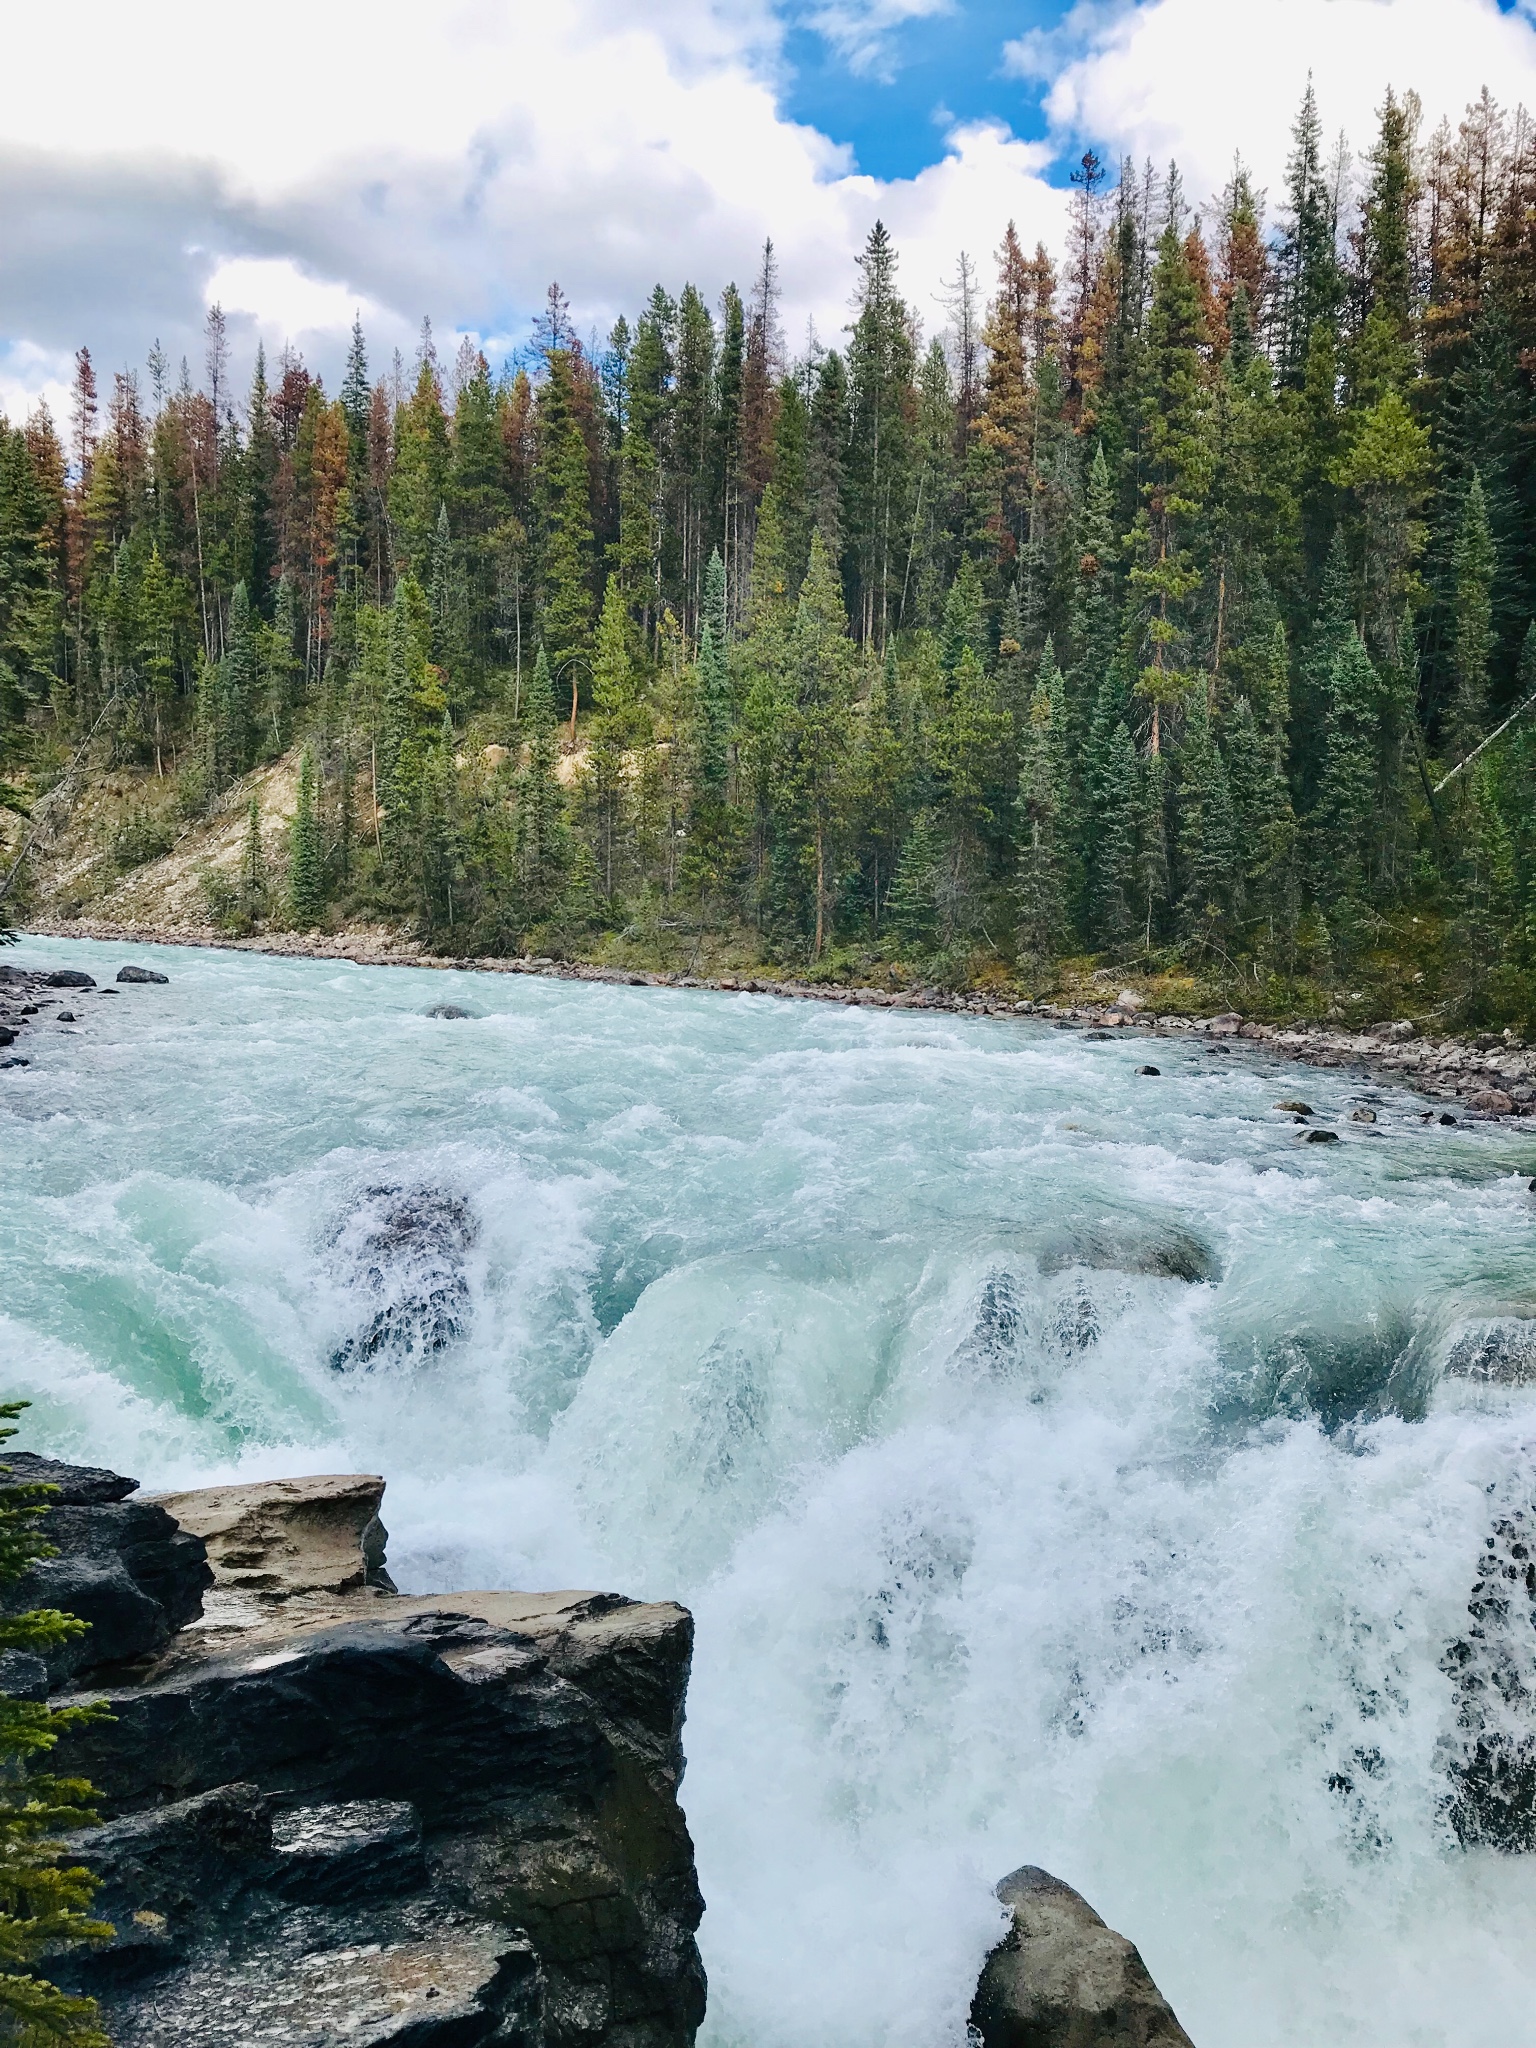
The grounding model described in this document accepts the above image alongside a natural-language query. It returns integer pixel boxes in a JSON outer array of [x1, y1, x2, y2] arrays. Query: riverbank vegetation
[[4, 83, 1536, 1028]]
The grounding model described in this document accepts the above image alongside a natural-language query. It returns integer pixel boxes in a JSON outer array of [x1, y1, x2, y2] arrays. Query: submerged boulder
[[1443, 1505, 1536, 1852], [1444, 1319, 1536, 1387], [1037, 1220, 1218, 1287], [116, 965, 169, 984], [970, 1866, 1194, 2048], [327, 1182, 479, 1370]]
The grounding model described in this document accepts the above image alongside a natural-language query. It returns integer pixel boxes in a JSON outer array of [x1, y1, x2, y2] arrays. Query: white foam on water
[[6, 935, 1536, 2045]]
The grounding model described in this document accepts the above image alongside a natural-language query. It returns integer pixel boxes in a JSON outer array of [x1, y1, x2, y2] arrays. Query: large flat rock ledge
[[35, 1467, 706, 2048]]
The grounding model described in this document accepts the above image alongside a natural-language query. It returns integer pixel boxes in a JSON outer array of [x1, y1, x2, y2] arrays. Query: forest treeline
[[4, 81, 1536, 1017]]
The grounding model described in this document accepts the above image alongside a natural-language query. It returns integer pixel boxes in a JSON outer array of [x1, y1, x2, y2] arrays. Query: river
[[5, 934, 1536, 2046]]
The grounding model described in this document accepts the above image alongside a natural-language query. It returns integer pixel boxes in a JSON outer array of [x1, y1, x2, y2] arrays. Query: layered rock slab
[[38, 1470, 705, 2048]]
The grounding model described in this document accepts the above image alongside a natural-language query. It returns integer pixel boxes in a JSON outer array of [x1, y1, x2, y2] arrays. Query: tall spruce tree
[[1449, 469, 1496, 762], [513, 645, 571, 921], [1313, 630, 1382, 912], [1014, 645, 1075, 958], [1175, 687, 1238, 948], [287, 746, 324, 926]]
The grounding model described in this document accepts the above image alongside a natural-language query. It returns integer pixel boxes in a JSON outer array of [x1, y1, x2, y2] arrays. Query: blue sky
[[779, 0, 1064, 180]]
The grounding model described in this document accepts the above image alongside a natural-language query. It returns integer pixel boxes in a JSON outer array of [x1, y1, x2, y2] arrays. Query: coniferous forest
[[5, 83, 1536, 1022]]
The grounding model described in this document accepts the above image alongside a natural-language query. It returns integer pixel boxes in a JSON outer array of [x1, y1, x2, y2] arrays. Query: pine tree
[[940, 555, 988, 674], [535, 347, 595, 677], [773, 530, 854, 957], [887, 807, 945, 951], [1449, 469, 1496, 761], [263, 574, 301, 748], [1014, 647, 1075, 958], [1137, 748, 1172, 951], [686, 615, 734, 897], [1294, 528, 1355, 801], [287, 747, 324, 926], [0, 1404, 113, 2046], [845, 221, 914, 643], [1129, 198, 1212, 753], [587, 575, 639, 896], [1276, 78, 1342, 387], [1070, 442, 1118, 718], [1226, 694, 1298, 953], [389, 357, 450, 574], [1175, 687, 1237, 949], [514, 645, 571, 920], [1089, 718, 1138, 946], [428, 503, 472, 700], [217, 581, 258, 781], [239, 795, 267, 919], [1313, 630, 1381, 908]]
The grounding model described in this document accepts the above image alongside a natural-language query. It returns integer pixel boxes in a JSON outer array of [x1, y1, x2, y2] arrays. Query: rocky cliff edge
[[25, 1461, 706, 2048]]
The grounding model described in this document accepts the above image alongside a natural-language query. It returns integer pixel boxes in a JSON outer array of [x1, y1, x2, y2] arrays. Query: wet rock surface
[[327, 1182, 479, 1371], [1037, 1220, 1219, 1286], [0, 957, 169, 1067], [970, 1865, 1195, 2048], [37, 1464, 706, 2048], [1442, 1506, 1536, 1853], [0, 1452, 212, 1684]]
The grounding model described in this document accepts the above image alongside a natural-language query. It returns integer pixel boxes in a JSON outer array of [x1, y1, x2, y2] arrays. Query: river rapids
[[6, 936, 1536, 2046]]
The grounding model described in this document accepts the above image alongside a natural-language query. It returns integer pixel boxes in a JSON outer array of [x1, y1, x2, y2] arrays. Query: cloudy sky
[[5, 0, 1536, 422]]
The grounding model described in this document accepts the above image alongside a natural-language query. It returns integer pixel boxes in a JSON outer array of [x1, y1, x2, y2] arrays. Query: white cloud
[[0, 0, 1065, 412], [1021, 0, 1536, 210], [15, 0, 1519, 422], [0, 341, 71, 435], [204, 259, 392, 355], [800, 0, 957, 83]]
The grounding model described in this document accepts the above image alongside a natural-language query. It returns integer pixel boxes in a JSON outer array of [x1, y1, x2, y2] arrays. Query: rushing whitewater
[[7, 938, 1536, 2046]]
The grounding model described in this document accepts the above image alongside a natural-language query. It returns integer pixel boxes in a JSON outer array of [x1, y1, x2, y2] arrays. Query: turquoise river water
[[6, 935, 1536, 2046]]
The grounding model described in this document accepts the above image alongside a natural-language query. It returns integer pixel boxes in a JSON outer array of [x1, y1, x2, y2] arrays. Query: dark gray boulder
[[328, 1183, 479, 1371], [0, 1452, 212, 1683], [116, 965, 169, 985], [42, 969, 96, 989], [970, 1866, 1194, 2048], [62, 1778, 541, 2047]]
